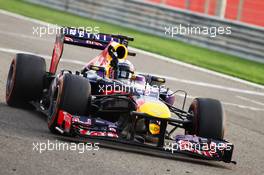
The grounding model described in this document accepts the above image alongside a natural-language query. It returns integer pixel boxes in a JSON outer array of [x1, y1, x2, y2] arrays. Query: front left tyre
[[186, 98, 225, 140], [6, 53, 46, 107]]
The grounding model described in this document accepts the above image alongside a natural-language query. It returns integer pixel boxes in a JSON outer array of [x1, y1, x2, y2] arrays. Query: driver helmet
[[110, 60, 135, 80]]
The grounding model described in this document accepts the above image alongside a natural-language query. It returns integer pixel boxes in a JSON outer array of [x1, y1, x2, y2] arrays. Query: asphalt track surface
[[0, 11, 264, 175]]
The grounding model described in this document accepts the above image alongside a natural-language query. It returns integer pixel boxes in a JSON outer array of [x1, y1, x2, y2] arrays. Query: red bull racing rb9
[[5, 27, 235, 164]]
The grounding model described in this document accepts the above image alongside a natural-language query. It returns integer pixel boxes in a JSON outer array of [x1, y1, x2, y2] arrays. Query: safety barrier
[[26, 0, 264, 63]]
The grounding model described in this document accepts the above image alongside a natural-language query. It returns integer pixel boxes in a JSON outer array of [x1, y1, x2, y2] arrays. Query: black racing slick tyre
[[48, 73, 91, 133], [186, 98, 225, 140], [6, 53, 46, 107]]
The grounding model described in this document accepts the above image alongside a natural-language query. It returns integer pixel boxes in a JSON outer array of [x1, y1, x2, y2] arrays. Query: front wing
[[55, 110, 235, 164]]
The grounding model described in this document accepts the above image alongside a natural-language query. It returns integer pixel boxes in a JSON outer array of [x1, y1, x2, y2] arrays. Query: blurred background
[[148, 0, 264, 27], [25, 0, 264, 64]]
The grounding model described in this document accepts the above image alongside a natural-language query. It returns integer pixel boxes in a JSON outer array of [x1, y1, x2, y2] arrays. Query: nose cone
[[138, 101, 171, 119]]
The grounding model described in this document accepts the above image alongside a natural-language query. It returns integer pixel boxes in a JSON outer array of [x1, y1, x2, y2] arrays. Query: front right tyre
[[48, 73, 91, 133]]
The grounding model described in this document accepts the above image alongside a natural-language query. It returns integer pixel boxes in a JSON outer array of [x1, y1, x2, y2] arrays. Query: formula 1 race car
[[6, 27, 235, 163]]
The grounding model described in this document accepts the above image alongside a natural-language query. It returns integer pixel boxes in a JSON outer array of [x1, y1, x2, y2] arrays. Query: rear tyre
[[6, 54, 46, 107], [186, 98, 225, 140], [48, 73, 91, 133]]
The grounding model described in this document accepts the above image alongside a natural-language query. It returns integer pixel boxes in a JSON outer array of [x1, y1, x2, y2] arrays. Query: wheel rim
[[6, 61, 15, 99], [48, 85, 60, 127], [186, 100, 198, 135]]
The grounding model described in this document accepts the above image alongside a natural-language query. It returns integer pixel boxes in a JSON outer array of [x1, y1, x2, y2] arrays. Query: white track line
[[222, 102, 264, 111], [0, 10, 57, 27], [139, 72, 264, 97], [0, 47, 86, 66], [175, 94, 264, 111], [131, 47, 264, 90], [0, 9, 264, 90], [236, 96, 264, 106], [0, 30, 51, 42]]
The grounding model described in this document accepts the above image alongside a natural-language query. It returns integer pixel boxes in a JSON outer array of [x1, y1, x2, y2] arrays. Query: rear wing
[[64, 27, 133, 47], [49, 27, 136, 74]]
